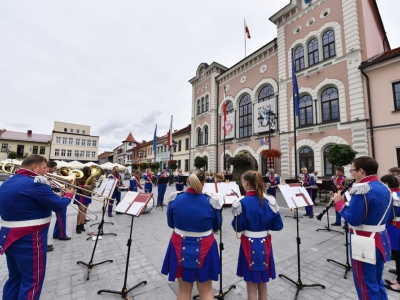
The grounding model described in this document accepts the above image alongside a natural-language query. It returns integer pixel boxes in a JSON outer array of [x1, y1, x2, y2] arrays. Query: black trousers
[[312, 188, 318, 202], [392, 249, 400, 282]]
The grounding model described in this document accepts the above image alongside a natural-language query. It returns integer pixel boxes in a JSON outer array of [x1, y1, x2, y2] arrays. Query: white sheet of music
[[115, 202, 130, 213], [121, 191, 139, 204], [127, 202, 144, 216], [278, 185, 313, 209]]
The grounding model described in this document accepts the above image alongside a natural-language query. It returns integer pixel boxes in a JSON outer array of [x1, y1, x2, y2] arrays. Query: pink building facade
[[190, 0, 396, 179]]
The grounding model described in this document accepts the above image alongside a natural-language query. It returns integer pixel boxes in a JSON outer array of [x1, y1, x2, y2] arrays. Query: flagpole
[[223, 86, 227, 173], [154, 124, 157, 170], [292, 48, 298, 180], [244, 19, 246, 57]]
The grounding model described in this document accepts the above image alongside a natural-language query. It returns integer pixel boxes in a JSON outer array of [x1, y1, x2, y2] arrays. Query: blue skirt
[[161, 236, 221, 283], [74, 194, 91, 206]]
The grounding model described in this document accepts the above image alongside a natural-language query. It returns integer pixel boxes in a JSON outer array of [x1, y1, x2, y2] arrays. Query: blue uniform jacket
[[387, 188, 400, 250], [0, 169, 72, 254]]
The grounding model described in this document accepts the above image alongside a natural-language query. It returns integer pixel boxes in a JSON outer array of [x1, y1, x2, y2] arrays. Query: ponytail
[[187, 169, 205, 193], [242, 170, 265, 205]]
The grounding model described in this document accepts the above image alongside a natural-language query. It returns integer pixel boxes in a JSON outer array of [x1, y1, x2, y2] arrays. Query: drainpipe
[[360, 67, 375, 158]]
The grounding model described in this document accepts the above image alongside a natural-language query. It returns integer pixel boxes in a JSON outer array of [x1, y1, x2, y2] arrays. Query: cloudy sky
[[1, 0, 398, 154]]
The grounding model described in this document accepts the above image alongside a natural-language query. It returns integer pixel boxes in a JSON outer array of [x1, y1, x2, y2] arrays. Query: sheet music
[[127, 202, 144, 216], [115, 202, 130, 213], [105, 180, 115, 190], [278, 185, 313, 209], [203, 183, 217, 194], [121, 192, 139, 204], [298, 187, 313, 203]]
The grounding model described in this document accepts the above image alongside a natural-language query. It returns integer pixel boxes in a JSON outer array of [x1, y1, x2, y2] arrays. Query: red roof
[[0, 129, 51, 143], [123, 132, 137, 143], [361, 47, 400, 67]]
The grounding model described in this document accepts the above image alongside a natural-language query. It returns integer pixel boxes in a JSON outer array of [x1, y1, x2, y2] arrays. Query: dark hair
[[242, 170, 264, 205], [381, 174, 400, 189], [388, 167, 400, 175], [21, 155, 47, 168], [335, 166, 344, 173], [47, 161, 57, 168], [352, 156, 378, 176], [82, 166, 91, 178], [194, 169, 205, 182], [134, 170, 141, 176]]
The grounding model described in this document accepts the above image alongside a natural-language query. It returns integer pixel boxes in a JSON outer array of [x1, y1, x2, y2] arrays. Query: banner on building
[[253, 98, 276, 134], [221, 112, 235, 139]]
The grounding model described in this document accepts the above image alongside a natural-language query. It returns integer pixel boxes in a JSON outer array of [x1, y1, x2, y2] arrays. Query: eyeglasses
[[350, 168, 359, 173]]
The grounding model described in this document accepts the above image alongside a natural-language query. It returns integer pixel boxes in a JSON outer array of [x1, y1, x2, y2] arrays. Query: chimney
[[27, 130, 32, 136]]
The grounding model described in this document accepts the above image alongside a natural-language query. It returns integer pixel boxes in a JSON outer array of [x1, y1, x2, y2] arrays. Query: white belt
[[0, 217, 51, 228], [349, 224, 385, 233], [394, 217, 400, 222], [174, 228, 213, 238], [243, 230, 269, 238]]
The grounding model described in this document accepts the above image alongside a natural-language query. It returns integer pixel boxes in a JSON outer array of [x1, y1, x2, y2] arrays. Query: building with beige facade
[[49, 121, 99, 162], [0, 129, 52, 160], [190, 0, 395, 179]]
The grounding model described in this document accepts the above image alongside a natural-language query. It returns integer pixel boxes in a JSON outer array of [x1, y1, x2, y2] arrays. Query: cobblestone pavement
[[0, 180, 398, 299]]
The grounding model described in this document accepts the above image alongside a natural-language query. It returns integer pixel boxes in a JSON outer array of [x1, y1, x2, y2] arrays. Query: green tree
[[194, 156, 207, 169], [8, 151, 17, 159], [327, 144, 357, 167]]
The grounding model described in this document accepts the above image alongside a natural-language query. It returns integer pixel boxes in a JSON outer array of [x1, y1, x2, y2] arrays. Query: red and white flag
[[244, 20, 251, 39], [222, 88, 227, 136], [167, 115, 173, 148]]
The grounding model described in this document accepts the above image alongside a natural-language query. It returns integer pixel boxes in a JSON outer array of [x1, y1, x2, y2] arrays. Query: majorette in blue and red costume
[[231, 191, 283, 283], [331, 174, 348, 225], [161, 188, 222, 282], [266, 173, 280, 197], [107, 170, 123, 216], [386, 188, 400, 285], [156, 170, 169, 207], [0, 169, 72, 299], [130, 174, 143, 192], [143, 170, 153, 193], [335, 175, 392, 300], [174, 171, 185, 192], [299, 172, 315, 217]]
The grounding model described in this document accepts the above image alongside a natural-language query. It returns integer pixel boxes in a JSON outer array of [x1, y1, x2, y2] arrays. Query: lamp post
[[267, 112, 276, 169]]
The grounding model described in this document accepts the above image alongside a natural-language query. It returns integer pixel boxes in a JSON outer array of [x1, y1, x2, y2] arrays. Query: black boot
[[76, 225, 82, 234], [80, 224, 86, 232]]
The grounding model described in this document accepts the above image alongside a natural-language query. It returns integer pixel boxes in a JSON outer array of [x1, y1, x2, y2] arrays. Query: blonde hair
[[215, 173, 225, 182], [187, 169, 205, 193], [241, 170, 264, 205]]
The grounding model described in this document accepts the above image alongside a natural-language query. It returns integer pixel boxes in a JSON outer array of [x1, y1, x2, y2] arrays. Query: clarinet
[[316, 179, 355, 221]]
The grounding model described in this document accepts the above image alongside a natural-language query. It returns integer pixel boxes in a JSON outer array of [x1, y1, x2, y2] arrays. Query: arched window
[[201, 97, 205, 113], [204, 126, 209, 145], [239, 94, 252, 138], [308, 38, 319, 66], [226, 101, 234, 114], [197, 99, 201, 115], [321, 87, 339, 122], [197, 128, 203, 146], [258, 85, 274, 103], [294, 46, 305, 71], [224, 154, 230, 172], [299, 147, 314, 173], [299, 95, 313, 126], [323, 145, 334, 176], [205, 95, 209, 111], [322, 30, 335, 59]]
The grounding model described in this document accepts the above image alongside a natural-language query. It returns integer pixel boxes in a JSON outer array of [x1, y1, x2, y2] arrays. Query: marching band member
[[107, 166, 124, 216], [215, 172, 224, 183], [75, 166, 93, 233], [333, 156, 392, 299], [174, 168, 185, 192], [380, 174, 400, 293], [389, 167, 400, 185], [143, 167, 153, 193], [205, 171, 214, 183], [266, 169, 280, 197], [130, 170, 143, 192], [231, 171, 283, 300], [331, 167, 348, 226], [311, 170, 319, 205], [0, 155, 75, 299], [156, 168, 169, 207], [299, 167, 315, 218], [161, 170, 221, 300]]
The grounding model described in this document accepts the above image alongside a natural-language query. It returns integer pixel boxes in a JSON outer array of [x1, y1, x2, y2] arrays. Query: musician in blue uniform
[[107, 166, 124, 216], [143, 167, 153, 193], [0, 155, 74, 300], [130, 170, 143, 192], [156, 168, 169, 207], [333, 156, 392, 299], [380, 174, 400, 293], [174, 168, 185, 192], [231, 170, 283, 300], [266, 169, 280, 197], [74, 166, 93, 233], [299, 167, 315, 218], [161, 170, 221, 300], [331, 167, 348, 226]]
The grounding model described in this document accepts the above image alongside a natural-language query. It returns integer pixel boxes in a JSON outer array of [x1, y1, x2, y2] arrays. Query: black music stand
[[318, 180, 337, 203], [224, 174, 233, 182], [279, 194, 325, 299], [86, 200, 117, 241], [178, 175, 188, 191], [283, 180, 303, 219], [77, 199, 113, 280], [327, 222, 352, 279], [98, 193, 152, 298], [315, 205, 343, 235], [156, 177, 169, 210]]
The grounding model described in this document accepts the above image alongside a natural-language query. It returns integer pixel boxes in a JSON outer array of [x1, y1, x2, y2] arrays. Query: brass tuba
[[1, 162, 20, 174], [83, 166, 104, 195], [59, 167, 84, 179]]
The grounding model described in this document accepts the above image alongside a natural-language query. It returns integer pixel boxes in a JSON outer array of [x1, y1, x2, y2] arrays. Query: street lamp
[[266, 112, 276, 169]]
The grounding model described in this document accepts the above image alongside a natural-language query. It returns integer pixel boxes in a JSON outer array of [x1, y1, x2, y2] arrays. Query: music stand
[[224, 174, 233, 182], [98, 192, 152, 298], [156, 177, 169, 210], [315, 205, 343, 235], [282, 180, 303, 219], [319, 180, 337, 203], [278, 186, 325, 299], [262, 176, 271, 183], [327, 222, 352, 279]]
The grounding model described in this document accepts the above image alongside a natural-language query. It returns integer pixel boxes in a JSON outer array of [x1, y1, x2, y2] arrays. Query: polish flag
[[222, 88, 227, 136], [167, 115, 173, 148], [245, 20, 251, 39]]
